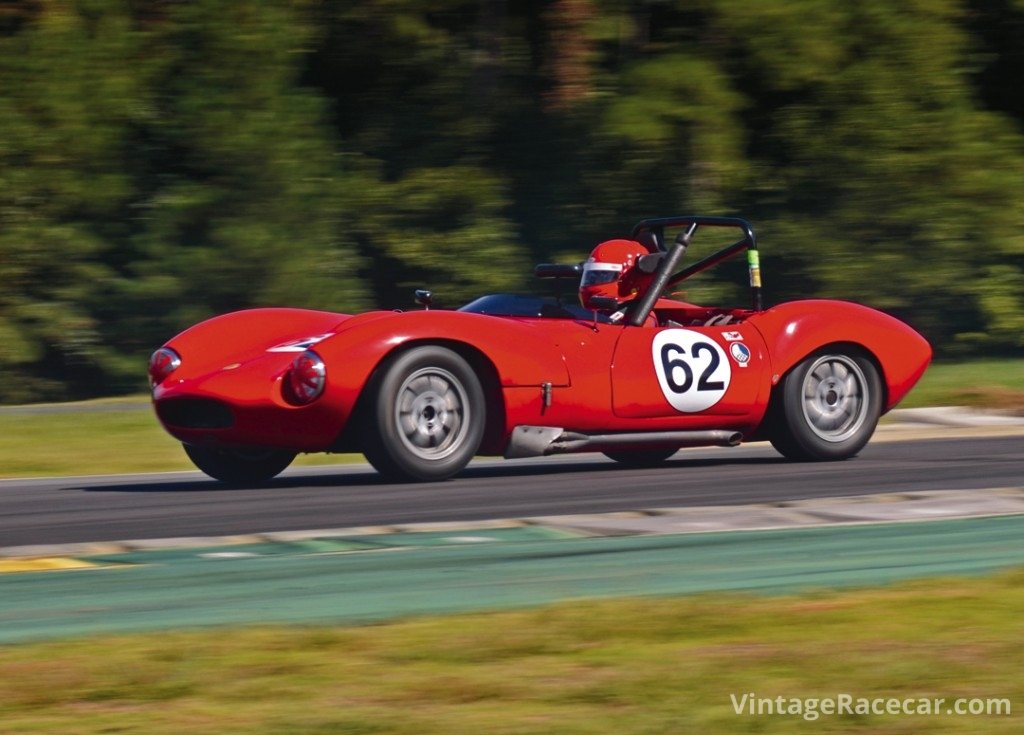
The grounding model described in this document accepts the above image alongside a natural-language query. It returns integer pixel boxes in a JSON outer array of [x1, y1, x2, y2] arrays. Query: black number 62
[[660, 343, 725, 394]]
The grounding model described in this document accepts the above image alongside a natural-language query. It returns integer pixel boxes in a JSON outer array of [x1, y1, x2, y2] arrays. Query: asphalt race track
[[1, 435, 1021, 548]]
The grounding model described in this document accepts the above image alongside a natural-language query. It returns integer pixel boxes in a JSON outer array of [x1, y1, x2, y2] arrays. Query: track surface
[[1, 436, 1021, 547]]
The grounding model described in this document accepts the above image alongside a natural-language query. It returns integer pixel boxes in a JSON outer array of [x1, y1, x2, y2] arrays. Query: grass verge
[[898, 358, 1024, 411], [0, 400, 358, 477], [0, 359, 1020, 478], [0, 570, 1021, 734]]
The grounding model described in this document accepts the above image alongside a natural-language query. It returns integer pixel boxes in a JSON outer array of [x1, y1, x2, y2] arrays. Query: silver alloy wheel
[[800, 355, 870, 443], [394, 367, 470, 461]]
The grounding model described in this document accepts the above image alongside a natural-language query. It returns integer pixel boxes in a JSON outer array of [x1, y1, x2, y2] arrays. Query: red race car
[[150, 216, 931, 483]]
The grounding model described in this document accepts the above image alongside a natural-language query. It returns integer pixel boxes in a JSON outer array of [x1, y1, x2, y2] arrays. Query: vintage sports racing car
[[150, 216, 931, 483]]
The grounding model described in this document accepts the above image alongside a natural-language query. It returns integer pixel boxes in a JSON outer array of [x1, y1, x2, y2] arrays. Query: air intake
[[156, 398, 234, 429]]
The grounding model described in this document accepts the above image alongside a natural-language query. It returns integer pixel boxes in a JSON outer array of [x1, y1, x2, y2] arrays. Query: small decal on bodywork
[[267, 334, 334, 353], [730, 342, 751, 367]]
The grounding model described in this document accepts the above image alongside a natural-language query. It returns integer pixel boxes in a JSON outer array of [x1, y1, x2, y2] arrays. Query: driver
[[579, 239, 655, 322]]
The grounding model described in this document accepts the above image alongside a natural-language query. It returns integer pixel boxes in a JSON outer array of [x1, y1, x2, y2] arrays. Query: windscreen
[[458, 294, 612, 322]]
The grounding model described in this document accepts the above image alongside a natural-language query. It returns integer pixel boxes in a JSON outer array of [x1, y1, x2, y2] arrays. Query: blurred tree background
[[0, 0, 1022, 402]]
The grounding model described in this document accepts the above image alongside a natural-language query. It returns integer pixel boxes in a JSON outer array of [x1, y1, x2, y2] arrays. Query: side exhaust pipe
[[505, 426, 742, 459]]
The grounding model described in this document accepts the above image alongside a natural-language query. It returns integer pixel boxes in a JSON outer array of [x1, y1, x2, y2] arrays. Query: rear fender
[[749, 300, 931, 411]]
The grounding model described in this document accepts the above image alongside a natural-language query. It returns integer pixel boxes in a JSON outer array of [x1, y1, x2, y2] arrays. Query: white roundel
[[652, 329, 731, 412]]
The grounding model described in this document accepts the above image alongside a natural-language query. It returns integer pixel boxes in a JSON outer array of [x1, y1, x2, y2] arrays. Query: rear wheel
[[361, 346, 485, 482], [769, 350, 882, 461], [183, 444, 295, 484], [603, 448, 678, 467]]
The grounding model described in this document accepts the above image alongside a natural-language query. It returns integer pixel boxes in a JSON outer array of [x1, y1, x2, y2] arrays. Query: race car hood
[[160, 307, 353, 380]]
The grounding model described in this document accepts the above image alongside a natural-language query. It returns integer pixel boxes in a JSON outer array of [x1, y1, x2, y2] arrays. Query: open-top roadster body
[[150, 216, 931, 483]]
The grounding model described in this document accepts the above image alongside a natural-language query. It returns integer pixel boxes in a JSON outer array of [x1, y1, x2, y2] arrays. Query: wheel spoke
[[398, 410, 418, 436], [409, 376, 430, 395], [825, 412, 846, 431], [804, 399, 826, 423]]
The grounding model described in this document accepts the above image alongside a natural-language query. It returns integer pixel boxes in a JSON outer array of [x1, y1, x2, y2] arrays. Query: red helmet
[[579, 239, 653, 310]]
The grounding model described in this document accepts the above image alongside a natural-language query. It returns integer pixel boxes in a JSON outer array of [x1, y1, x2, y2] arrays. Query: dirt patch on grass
[[953, 386, 1024, 414]]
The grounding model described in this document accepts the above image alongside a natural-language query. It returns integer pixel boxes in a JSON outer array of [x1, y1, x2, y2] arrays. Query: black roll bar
[[626, 224, 695, 326], [628, 215, 762, 321]]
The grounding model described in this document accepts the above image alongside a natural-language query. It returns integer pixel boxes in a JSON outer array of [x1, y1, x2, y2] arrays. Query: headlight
[[149, 347, 181, 386], [286, 350, 326, 404]]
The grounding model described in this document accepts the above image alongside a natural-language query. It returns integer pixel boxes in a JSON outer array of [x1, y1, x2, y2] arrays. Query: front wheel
[[183, 444, 296, 484], [361, 346, 485, 482], [769, 350, 882, 461]]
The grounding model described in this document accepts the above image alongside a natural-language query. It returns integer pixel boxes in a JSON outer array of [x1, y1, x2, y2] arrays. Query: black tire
[[603, 448, 678, 467], [361, 345, 485, 482], [183, 444, 295, 484], [769, 349, 882, 461]]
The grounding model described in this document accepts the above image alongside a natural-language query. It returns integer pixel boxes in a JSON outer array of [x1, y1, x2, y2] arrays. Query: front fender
[[153, 308, 357, 452], [749, 300, 931, 411], [314, 309, 571, 419]]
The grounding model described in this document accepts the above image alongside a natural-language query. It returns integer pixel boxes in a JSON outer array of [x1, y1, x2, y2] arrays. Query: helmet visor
[[581, 262, 622, 287]]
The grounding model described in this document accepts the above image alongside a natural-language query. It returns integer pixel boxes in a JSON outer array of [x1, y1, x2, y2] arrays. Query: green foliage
[[0, 1, 370, 400], [1, 0, 1023, 402], [713, 0, 1024, 351], [352, 164, 528, 308]]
